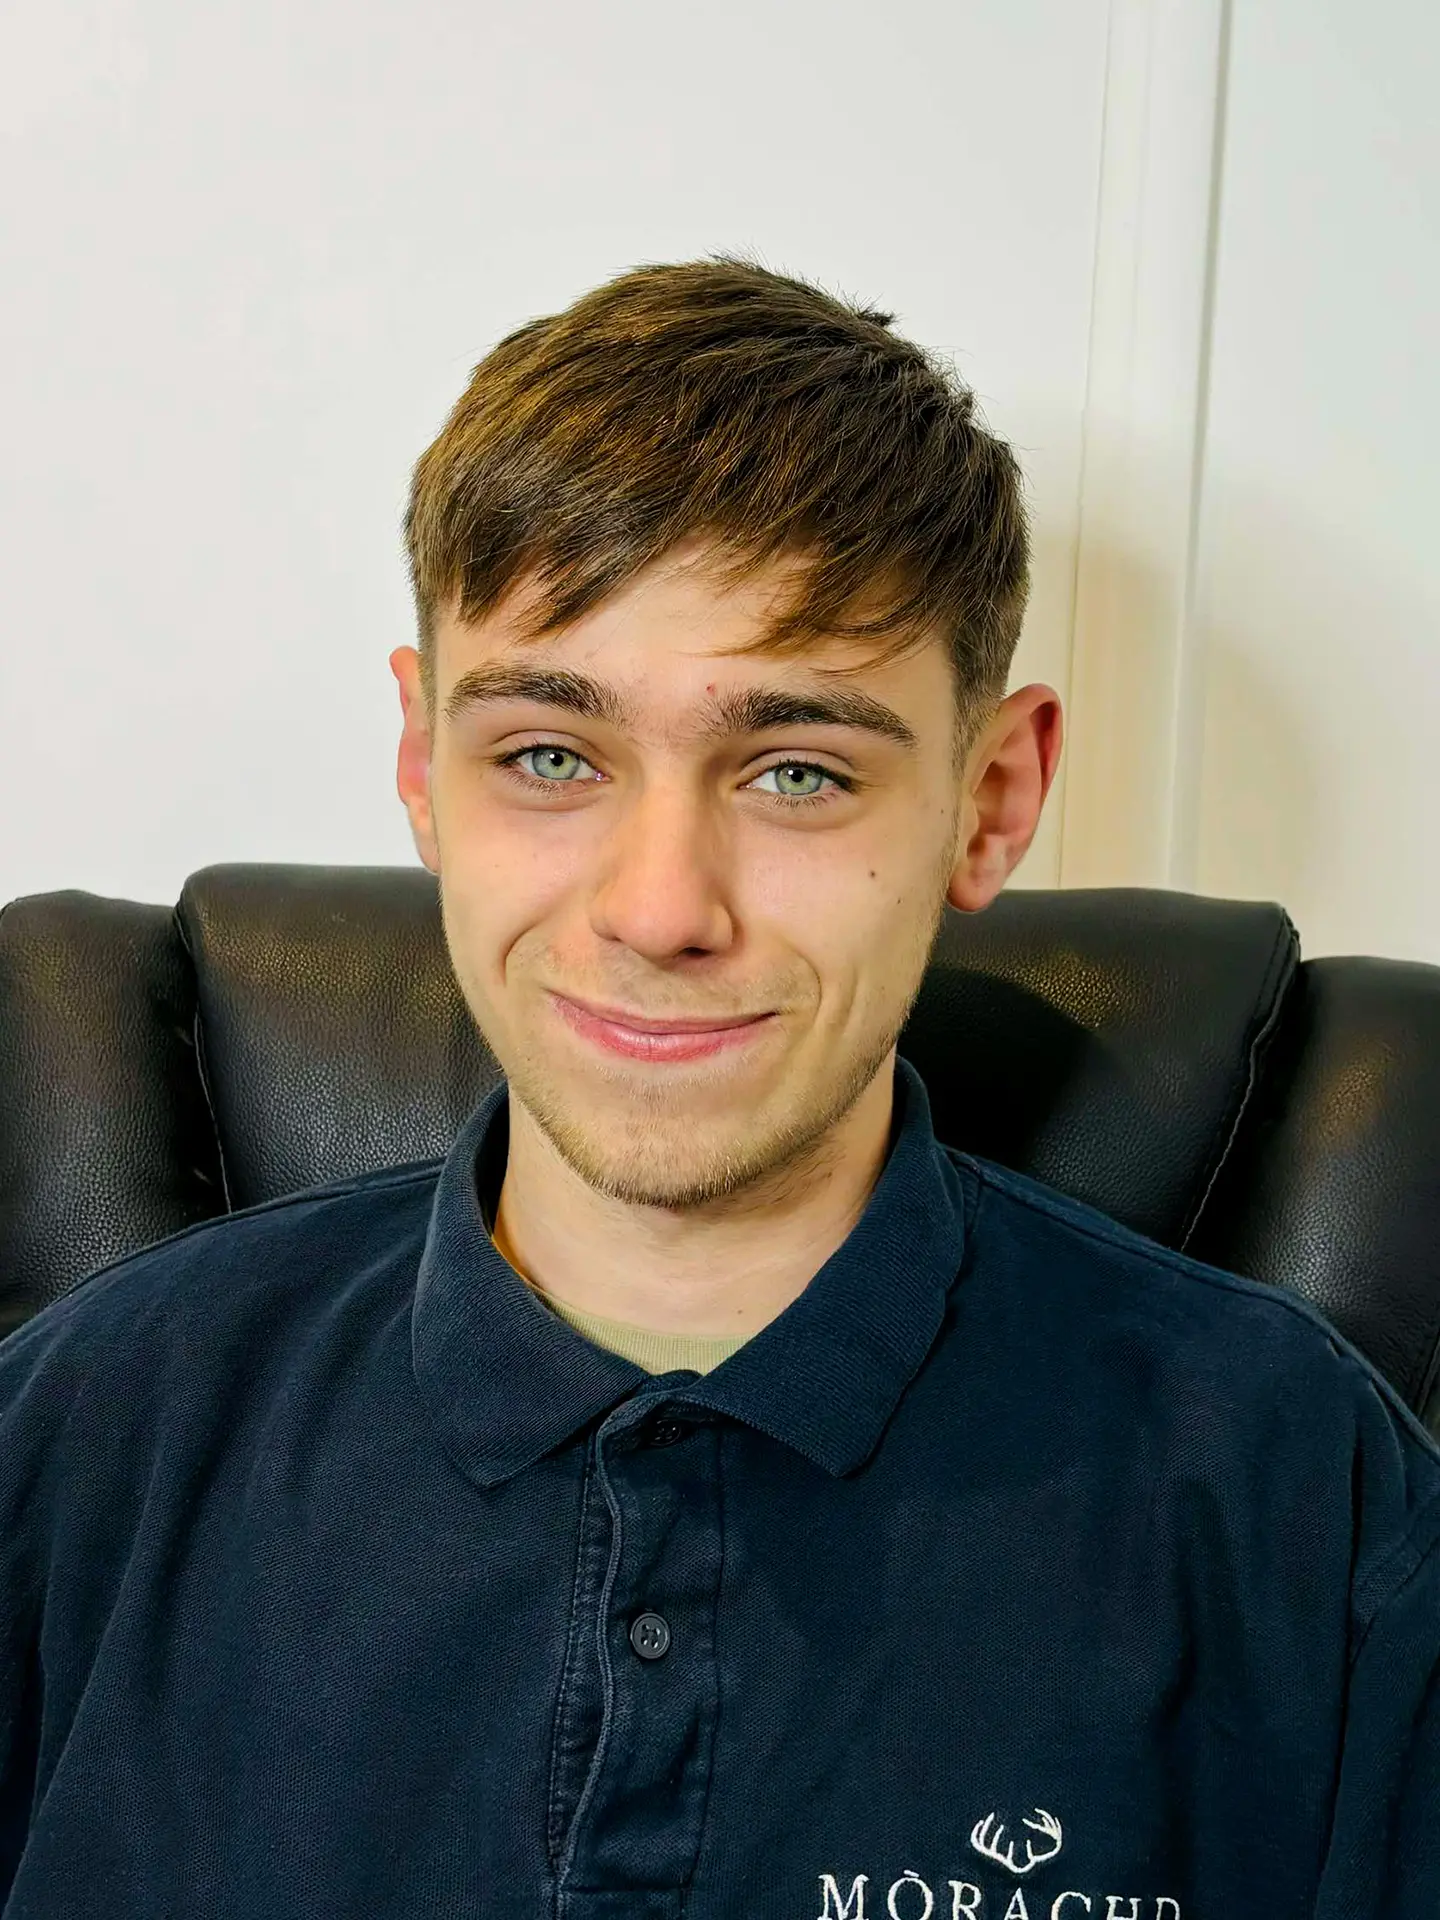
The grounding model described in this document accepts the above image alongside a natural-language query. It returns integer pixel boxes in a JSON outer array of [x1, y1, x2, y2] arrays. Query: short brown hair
[[404, 254, 1030, 766]]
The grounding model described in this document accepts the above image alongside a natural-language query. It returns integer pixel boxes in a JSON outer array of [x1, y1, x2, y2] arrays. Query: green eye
[[501, 745, 595, 784], [494, 745, 854, 808], [755, 763, 827, 799]]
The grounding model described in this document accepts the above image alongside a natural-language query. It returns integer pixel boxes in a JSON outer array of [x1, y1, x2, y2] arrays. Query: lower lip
[[551, 994, 775, 1062]]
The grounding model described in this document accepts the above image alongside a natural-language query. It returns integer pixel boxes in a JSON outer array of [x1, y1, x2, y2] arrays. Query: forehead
[[432, 543, 952, 736]]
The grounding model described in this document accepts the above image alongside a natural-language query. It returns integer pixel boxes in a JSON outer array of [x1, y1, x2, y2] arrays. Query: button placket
[[555, 1400, 722, 1904], [545, 1437, 615, 1875]]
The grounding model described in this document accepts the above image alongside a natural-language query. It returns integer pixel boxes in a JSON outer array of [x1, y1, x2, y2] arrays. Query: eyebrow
[[442, 663, 920, 751]]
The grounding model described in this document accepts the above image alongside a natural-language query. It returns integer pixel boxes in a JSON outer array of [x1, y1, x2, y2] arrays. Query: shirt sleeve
[[1312, 1519, 1440, 1917]]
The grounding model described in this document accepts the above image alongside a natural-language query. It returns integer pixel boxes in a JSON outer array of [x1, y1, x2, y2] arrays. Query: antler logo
[[968, 1807, 1064, 1877]]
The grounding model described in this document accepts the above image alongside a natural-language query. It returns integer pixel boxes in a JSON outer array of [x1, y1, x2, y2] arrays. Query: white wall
[[0, 0, 1108, 909], [1059, 0, 1440, 965], [5, 0, 1438, 966], [1188, 0, 1440, 964]]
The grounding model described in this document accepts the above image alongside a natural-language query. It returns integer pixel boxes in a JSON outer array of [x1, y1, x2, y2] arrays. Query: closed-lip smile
[[551, 992, 769, 1033]]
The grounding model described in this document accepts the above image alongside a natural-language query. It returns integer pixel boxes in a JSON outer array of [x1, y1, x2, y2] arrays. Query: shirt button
[[646, 1418, 687, 1446], [629, 1612, 672, 1660]]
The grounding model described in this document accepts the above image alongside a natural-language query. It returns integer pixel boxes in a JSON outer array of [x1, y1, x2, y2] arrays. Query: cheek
[[436, 845, 554, 1001], [443, 772, 603, 893], [437, 782, 583, 918], [746, 850, 932, 989], [747, 831, 931, 926], [868, 845, 954, 977]]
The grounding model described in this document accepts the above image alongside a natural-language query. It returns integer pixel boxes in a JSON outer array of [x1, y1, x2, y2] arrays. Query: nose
[[588, 779, 736, 960]]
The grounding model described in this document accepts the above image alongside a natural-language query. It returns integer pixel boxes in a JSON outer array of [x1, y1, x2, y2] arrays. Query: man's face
[[391, 541, 1043, 1212]]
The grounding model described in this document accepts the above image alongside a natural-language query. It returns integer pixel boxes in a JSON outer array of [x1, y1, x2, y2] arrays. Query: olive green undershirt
[[490, 1208, 752, 1376]]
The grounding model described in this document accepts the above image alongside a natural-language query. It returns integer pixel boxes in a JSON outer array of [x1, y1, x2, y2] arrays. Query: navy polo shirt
[[0, 1055, 1437, 1919]]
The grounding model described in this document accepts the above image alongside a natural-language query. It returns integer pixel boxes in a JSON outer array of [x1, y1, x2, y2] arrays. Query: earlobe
[[945, 847, 1011, 916]]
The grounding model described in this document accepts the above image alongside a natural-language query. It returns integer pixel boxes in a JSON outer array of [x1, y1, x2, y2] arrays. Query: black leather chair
[[3, 864, 1439, 1439]]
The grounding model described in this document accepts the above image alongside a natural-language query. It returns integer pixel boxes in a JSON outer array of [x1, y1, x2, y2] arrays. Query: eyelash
[[491, 742, 857, 809]]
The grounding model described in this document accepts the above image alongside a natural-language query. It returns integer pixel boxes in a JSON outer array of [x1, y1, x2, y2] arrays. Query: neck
[[489, 1065, 897, 1339]]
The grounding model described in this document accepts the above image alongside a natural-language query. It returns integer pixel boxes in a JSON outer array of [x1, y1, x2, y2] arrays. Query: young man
[[0, 259, 1435, 1917]]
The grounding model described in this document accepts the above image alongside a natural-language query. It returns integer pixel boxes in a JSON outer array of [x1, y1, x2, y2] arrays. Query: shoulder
[[952, 1147, 1440, 1609], [0, 1153, 444, 1420], [954, 1145, 1439, 1458], [0, 1156, 444, 1629]]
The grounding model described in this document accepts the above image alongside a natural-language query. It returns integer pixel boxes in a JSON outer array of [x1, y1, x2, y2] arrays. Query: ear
[[390, 647, 441, 876], [946, 684, 1064, 912]]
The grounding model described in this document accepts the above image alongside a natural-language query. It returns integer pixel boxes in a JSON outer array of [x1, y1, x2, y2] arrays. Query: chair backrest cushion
[[2, 864, 1437, 1434]]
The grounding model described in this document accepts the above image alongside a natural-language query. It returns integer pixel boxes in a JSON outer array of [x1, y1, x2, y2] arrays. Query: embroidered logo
[[969, 1809, 1063, 1877], [815, 1807, 1185, 1918]]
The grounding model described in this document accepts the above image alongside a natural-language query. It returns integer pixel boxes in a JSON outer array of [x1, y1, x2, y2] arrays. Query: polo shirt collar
[[411, 1053, 973, 1488]]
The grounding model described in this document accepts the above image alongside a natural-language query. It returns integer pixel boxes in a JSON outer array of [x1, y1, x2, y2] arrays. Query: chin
[[513, 1067, 794, 1207], [575, 1103, 775, 1197]]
